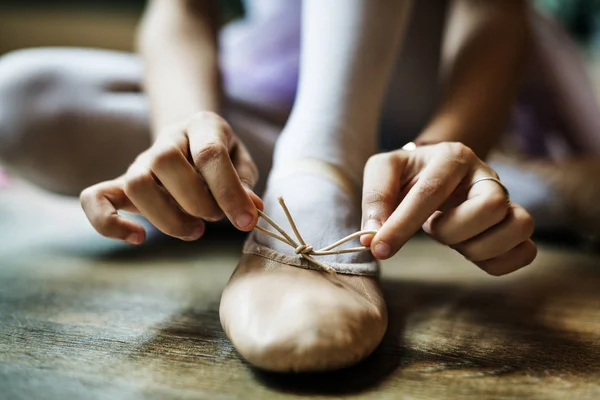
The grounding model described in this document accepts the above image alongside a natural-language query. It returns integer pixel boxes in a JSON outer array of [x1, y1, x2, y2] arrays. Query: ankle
[[272, 123, 376, 186], [267, 158, 359, 201]]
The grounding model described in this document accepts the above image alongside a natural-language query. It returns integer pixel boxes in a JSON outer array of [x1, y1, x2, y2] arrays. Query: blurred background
[[0, 0, 244, 54], [0, 0, 600, 245], [0, 0, 599, 96], [1, 0, 599, 54]]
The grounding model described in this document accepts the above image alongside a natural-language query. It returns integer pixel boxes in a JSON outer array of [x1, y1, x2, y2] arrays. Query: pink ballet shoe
[[219, 160, 387, 372]]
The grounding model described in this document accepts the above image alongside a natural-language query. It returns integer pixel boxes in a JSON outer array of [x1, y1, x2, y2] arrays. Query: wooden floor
[[0, 183, 599, 399]]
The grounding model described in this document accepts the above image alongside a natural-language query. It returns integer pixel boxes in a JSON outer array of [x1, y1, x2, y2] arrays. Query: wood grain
[[0, 184, 599, 399], [0, 10, 138, 55]]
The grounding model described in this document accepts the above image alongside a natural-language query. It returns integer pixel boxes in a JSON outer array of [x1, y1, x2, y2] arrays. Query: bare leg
[[496, 11, 600, 237], [378, 3, 600, 237], [0, 48, 149, 195], [0, 48, 279, 196], [525, 11, 600, 156]]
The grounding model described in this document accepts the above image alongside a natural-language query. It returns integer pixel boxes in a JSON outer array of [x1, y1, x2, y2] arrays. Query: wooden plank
[[0, 186, 599, 399], [0, 10, 137, 55]]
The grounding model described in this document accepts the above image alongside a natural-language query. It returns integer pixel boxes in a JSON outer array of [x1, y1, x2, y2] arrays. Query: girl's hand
[[361, 142, 536, 276], [80, 112, 262, 244]]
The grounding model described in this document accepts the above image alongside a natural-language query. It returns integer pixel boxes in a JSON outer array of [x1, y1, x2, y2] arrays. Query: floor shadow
[[132, 278, 408, 396], [249, 268, 600, 394], [379, 272, 600, 377], [131, 259, 600, 396]]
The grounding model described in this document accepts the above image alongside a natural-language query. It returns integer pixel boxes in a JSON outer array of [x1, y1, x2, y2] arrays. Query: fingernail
[[374, 242, 392, 259], [235, 212, 254, 229], [191, 225, 205, 239], [183, 225, 205, 241], [126, 232, 142, 245], [364, 219, 382, 232]]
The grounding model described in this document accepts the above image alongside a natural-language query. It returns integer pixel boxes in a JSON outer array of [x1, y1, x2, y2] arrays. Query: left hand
[[361, 142, 537, 276]]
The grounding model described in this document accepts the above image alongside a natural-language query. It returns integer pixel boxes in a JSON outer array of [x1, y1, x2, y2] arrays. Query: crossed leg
[[0, 48, 280, 197]]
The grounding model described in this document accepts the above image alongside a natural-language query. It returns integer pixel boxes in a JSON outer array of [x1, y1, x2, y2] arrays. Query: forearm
[[137, 0, 221, 138], [417, 0, 530, 158], [282, 0, 413, 158]]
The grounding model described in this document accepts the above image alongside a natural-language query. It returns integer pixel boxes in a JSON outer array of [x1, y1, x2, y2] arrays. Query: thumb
[[360, 152, 404, 246]]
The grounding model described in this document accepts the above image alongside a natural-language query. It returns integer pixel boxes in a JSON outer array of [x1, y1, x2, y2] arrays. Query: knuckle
[[415, 177, 444, 198], [193, 141, 228, 166], [189, 111, 232, 137], [515, 210, 535, 237], [79, 185, 105, 216], [445, 142, 475, 161], [362, 189, 389, 205], [123, 168, 152, 195], [150, 143, 181, 170], [483, 192, 510, 218], [365, 153, 390, 169], [362, 189, 395, 218], [79, 187, 94, 207]]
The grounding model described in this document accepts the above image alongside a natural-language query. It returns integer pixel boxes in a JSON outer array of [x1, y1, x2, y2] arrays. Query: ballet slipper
[[219, 160, 387, 372]]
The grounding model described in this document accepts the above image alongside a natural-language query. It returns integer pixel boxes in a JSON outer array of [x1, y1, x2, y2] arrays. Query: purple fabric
[[219, 0, 301, 109]]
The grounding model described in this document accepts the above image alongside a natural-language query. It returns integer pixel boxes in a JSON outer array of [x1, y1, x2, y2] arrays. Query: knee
[[0, 48, 85, 165]]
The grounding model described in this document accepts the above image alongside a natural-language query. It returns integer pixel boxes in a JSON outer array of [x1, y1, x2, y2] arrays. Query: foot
[[219, 159, 387, 372], [256, 159, 373, 265]]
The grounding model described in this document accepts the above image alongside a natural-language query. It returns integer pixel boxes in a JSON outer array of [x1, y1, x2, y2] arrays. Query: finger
[[232, 139, 263, 211], [123, 164, 206, 240], [475, 239, 537, 276], [231, 139, 259, 190], [423, 169, 510, 245], [372, 143, 473, 259], [244, 185, 264, 211], [360, 153, 403, 246], [187, 113, 258, 231], [80, 179, 146, 244], [453, 204, 535, 262], [149, 136, 223, 221]]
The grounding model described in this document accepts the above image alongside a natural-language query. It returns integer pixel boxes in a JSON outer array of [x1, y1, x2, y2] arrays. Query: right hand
[[80, 112, 263, 244]]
